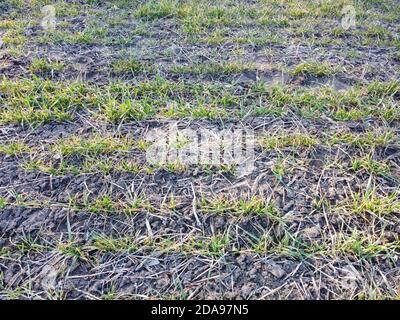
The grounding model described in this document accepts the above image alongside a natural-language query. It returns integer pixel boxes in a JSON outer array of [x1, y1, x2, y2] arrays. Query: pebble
[[240, 283, 254, 297], [302, 225, 321, 238], [268, 263, 286, 279]]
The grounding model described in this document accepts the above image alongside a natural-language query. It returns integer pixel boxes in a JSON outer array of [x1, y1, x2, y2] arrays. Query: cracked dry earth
[[0, 0, 400, 299]]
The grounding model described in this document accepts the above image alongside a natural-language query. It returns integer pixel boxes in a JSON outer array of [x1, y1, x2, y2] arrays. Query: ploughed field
[[0, 0, 399, 299]]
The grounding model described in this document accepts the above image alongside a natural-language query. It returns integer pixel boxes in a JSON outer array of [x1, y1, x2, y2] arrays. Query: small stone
[[269, 264, 286, 279], [156, 275, 169, 288], [302, 225, 321, 239], [240, 283, 254, 297], [145, 258, 160, 267]]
